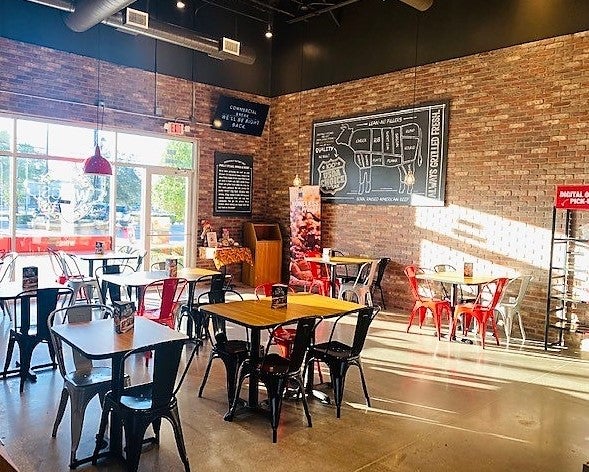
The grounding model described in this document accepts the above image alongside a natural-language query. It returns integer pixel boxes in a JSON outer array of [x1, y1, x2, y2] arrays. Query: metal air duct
[[64, 0, 137, 32], [24, 0, 256, 64]]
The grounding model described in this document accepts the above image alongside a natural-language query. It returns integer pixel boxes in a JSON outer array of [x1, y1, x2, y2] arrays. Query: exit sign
[[164, 122, 190, 135]]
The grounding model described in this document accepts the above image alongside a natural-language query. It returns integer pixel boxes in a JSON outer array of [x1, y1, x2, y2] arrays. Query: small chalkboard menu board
[[214, 152, 253, 216], [211, 95, 269, 136]]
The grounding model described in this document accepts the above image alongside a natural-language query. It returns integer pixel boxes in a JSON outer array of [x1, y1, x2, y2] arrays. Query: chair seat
[[119, 384, 155, 410], [311, 341, 353, 360], [65, 366, 113, 387], [260, 353, 290, 375], [274, 327, 296, 342], [218, 339, 249, 355]]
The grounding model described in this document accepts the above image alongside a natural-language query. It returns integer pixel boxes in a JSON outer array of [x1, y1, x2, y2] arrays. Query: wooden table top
[[200, 293, 365, 329], [51, 316, 187, 360], [306, 256, 377, 266], [71, 251, 139, 261], [416, 271, 500, 285], [101, 268, 219, 287], [0, 282, 67, 301]]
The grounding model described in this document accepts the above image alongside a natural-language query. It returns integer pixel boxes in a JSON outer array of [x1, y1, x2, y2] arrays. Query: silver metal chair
[[338, 259, 380, 306], [0, 252, 18, 318], [48, 303, 119, 469], [495, 275, 532, 346]]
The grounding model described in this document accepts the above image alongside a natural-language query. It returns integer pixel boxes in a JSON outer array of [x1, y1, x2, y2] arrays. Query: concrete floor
[[1, 300, 589, 472]]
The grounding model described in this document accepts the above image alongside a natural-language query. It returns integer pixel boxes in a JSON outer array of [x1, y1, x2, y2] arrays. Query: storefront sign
[[555, 185, 589, 210]]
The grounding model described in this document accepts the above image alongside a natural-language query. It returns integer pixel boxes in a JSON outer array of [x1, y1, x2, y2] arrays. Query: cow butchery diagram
[[311, 101, 449, 206]]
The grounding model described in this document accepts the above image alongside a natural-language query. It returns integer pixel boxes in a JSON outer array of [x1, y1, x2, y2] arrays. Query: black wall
[[271, 0, 589, 96], [0, 0, 273, 96], [1, 0, 589, 97]]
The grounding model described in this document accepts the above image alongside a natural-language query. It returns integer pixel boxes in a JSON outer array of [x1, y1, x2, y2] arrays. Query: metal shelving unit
[[544, 207, 589, 349]]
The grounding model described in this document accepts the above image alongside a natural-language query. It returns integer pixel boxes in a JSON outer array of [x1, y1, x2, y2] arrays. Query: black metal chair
[[2, 287, 74, 393], [228, 318, 316, 443], [305, 306, 379, 418], [370, 257, 390, 309], [332, 250, 355, 283], [197, 274, 248, 406], [92, 339, 192, 472]]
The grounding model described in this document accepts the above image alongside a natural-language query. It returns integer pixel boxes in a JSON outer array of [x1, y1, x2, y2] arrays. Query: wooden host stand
[[242, 222, 282, 287]]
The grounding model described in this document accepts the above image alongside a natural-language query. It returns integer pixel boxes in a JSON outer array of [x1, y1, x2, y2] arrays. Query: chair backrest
[[198, 275, 244, 344], [118, 246, 146, 271], [48, 304, 113, 377], [0, 252, 18, 283], [404, 265, 432, 301], [139, 278, 187, 322], [15, 287, 74, 338], [59, 252, 85, 279], [48, 247, 68, 280], [499, 275, 532, 308], [355, 259, 380, 288], [121, 339, 185, 408], [474, 277, 510, 310], [321, 307, 378, 358], [433, 264, 456, 273], [151, 260, 184, 271], [372, 257, 390, 288], [95, 264, 136, 304], [266, 318, 315, 374]]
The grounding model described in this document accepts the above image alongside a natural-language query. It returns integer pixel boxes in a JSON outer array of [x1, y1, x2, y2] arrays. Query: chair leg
[[517, 311, 526, 342], [329, 363, 347, 419], [69, 389, 95, 467], [294, 376, 312, 427], [123, 418, 150, 472], [92, 401, 111, 464], [267, 379, 284, 443], [227, 368, 249, 421], [2, 333, 16, 377], [52, 387, 69, 437], [198, 352, 216, 398], [379, 286, 386, 309], [355, 361, 371, 408], [167, 408, 190, 472], [222, 355, 244, 406], [152, 417, 162, 443]]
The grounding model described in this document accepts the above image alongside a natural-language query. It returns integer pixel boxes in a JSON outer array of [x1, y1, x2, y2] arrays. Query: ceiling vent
[[125, 8, 149, 29], [220, 37, 240, 57]]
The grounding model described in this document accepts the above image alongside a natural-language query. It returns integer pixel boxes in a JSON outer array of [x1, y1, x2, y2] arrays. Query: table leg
[[248, 328, 261, 407], [185, 281, 195, 340], [108, 354, 124, 456]]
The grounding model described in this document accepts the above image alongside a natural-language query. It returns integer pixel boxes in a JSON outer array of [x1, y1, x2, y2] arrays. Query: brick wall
[[268, 31, 589, 344], [2, 31, 589, 344], [0, 37, 271, 278]]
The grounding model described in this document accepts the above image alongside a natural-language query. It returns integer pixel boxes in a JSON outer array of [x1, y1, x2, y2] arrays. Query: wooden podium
[[242, 223, 282, 287]]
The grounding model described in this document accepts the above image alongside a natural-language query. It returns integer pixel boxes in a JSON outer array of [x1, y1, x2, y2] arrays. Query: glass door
[[147, 170, 191, 269]]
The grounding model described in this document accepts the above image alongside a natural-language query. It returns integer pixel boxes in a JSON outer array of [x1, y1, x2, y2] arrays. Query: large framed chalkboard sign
[[213, 152, 253, 216], [311, 101, 449, 206]]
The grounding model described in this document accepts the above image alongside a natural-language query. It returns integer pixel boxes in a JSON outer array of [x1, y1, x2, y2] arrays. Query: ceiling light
[[176, 1, 185, 9], [265, 23, 273, 39], [83, 144, 112, 176]]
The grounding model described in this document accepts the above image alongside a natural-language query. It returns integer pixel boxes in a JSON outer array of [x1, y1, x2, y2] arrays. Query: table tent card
[[22, 267, 38, 290], [166, 258, 178, 277], [113, 300, 136, 334], [271, 284, 288, 309]]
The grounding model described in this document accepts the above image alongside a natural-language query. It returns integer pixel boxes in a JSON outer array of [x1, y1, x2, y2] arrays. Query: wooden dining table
[[50, 316, 188, 467], [100, 268, 220, 339], [415, 271, 499, 307], [306, 255, 378, 297], [199, 292, 365, 419]]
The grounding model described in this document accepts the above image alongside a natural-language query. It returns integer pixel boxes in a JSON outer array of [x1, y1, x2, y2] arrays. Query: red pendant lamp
[[83, 143, 112, 175]]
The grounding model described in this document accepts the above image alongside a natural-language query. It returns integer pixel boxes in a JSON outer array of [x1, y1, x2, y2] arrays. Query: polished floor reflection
[[1, 303, 589, 471]]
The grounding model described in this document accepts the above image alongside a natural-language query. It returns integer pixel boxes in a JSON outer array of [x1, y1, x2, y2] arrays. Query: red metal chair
[[137, 278, 188, 329], [404, 265, 452, 340], [451, 277, 509, 348], [307, 258, 340, 297]]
